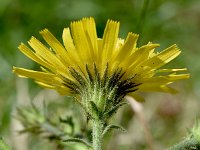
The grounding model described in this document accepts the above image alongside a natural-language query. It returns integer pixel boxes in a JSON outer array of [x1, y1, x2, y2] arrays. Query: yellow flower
[[13, 17, 189, 104]]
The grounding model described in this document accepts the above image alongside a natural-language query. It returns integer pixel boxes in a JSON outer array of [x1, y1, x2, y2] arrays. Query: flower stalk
[[92, 119, 104, 150]]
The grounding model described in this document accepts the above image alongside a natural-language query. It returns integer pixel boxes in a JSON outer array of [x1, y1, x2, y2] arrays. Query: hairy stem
[[168, 138, 200, 150], [92, 119, 104, 150]]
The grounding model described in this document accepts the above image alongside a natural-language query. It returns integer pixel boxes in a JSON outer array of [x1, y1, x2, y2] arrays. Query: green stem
[[136, 0, 150, 45], [92, 119, 104, 150]]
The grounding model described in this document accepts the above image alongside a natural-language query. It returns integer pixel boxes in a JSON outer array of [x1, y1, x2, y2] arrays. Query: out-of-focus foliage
[[0, 137, 11, 150], [16, 100, 91, 150], [0, 0, 199, 149], [167, 120, 200, 150]]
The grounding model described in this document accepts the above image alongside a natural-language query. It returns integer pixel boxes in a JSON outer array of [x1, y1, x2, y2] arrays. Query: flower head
[[13, 17, 189, 119]]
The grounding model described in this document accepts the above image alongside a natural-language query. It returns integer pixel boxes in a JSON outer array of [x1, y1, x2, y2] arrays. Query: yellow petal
[[82, 17, 98, 61], [18, 43, 54, 71], [114, 32, 139, 62], [157, 68, 188, 73], [13, 67, 63, 85], [142, 44, 181, 70], [35, 81, 56, 89], [40, 29, 70, 65], [28, 37, 68, 76], [138, 84, 178, 94], [130, 44, 160, 66], [62, 28, 82, 67], [57, 86, 72, 95], [70, 20, 91, 63], [167, 74, 190, 80], [35, 81, 71, 95], [62, 28, 76, 51], [125, 44, 160, 76], [101, 20, 119, 69], [116, 38, 125, 49], [139, 74, 189, 83]]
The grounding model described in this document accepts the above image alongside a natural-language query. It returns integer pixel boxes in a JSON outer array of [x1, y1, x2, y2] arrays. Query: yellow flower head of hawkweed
[[13, 17, 189, 119]]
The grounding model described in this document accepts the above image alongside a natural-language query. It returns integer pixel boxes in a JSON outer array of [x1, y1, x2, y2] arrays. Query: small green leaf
[[89, 101, 100, 118], [0, 137, 11, 150], [102, 124, 126, 136], [63, 138, 92, 148]]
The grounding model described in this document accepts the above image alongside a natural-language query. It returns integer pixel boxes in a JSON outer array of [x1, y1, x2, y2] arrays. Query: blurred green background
[[0, 0, 200, 149]]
